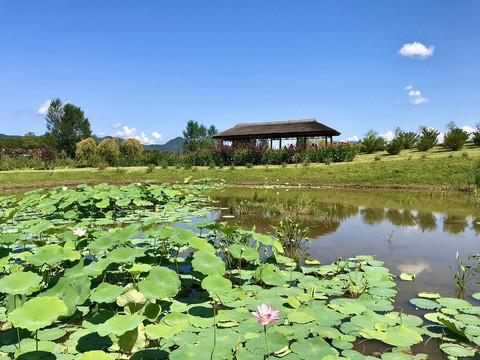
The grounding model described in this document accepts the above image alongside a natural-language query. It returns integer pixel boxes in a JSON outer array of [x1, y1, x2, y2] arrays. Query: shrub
[[324, 157, 332, 165], [146, 163, 155, 173], [209, 162, 215, 169], [246, 162, 253, 168], [473, 131, 480, 147], [374, 155, 381, 161], [417, 127, 439, 151], [75, 137, 98, 165], [360, 130, 385, 153], [97, 160, 109, 170], [443, 122, 469, 151], [385, 137, 404, 155], [120, 138, 143, 158], [98, 138, 119, 165], [161, 161, 168, 169]]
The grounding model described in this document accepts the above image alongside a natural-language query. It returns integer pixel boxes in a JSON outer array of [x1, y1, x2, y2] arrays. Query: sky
[[1, 1, 480, 144]]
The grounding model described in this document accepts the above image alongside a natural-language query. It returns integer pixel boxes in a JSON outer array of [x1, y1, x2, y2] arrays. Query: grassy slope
[[1, 144, 479, 190]]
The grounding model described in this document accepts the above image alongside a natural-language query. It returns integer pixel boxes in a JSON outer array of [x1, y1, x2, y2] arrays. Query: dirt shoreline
[[0, 178, 469, 194]]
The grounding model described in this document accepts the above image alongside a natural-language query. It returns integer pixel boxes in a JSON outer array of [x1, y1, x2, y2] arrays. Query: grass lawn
[[1, 144, 480, 191]]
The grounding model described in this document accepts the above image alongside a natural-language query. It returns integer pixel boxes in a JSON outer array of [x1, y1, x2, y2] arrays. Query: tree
[[98, 138, 119, 165], [182, 120, 218, 152], [360, 130, 385, 154], [45, 98, 92, 158], [417, 126, 439, 151], [75, 137, 98, 165], [443, 122, 469, 151], [120, 138, 143, 158]]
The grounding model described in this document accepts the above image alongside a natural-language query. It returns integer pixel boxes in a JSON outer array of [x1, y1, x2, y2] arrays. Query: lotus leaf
[[382, 325, 423, 347], [117, 284, 151, 315], [399, 272, 415, 281], [76, 351, 115, 360], [418, 292, 441, 299], [188, 236, 215, 253], [14, 340, 56, 358], [473, 292, 480, 300], [437, 297, 472, 310], [192, 250, 226, 276], [291, 336, 339, 359], [254, 264, 286, 286], [90, 283, 124, 304], [0, 233, 19, 246], [201, 274, 232, 297], [37, 327, 66, 341], [287, 311, 315, 324], [96, 314, 145, 337], [118, 323, 147, 353], [145, 323, 180, 340], [0, 271, 42, 295], [439, 342, 477, 357], [107, 247, 144, 264], [409, 298, 440, 310], [138, 266, 180, 299], [8, 296, 68, 332], [25, 244, 64, 266]]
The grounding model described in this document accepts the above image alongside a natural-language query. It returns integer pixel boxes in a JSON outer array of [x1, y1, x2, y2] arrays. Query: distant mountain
[[144, 137, 184, 153]]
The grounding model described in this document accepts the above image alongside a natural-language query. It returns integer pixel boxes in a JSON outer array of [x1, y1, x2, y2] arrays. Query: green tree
[[417, 126, 439, 151], [120, 138, 143, 158], [98, 138, 119, 165], [443, 122, 469, 151], [44, 98, 92, 158], [360, 130, 385, 154], [75, 137, 98, 165], [182, 120, 218, 152]]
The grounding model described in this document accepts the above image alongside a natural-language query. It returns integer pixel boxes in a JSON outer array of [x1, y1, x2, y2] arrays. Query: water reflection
[[397, 261, 432, 276]]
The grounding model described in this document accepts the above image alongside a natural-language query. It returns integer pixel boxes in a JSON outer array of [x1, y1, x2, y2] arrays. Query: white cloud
[[461, 125, 475, 134], [37, 100, 51, 116], [114, 125, 136, 137], [152, 131, 163, 140], [111, 122, 122, 129], [98, 132, 105, 136], [405, 86, 429, 105], [135, 131, 155, 145], [437, 132, 445, 144], [344, 135, 359, 143], [380, 131, 395, 141], [398, 41, 435, 59]]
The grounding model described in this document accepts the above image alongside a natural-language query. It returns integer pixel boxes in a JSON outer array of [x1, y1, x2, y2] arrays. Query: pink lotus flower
[[251, 303, 280, 325], [73, 228, 86, 237]]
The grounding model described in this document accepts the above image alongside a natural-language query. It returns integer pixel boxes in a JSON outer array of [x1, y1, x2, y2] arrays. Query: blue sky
[[1, 1, 479, 144]]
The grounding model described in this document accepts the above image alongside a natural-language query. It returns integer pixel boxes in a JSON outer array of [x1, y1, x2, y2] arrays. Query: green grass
[[1, 144, 480, 190]]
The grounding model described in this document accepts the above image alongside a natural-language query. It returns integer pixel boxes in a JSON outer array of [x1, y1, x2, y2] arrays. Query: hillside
[[144, 136, 184, 153]]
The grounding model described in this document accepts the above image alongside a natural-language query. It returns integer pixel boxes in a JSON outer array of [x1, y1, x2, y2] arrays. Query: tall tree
[[45, 98, 92, 158], [182, 120, 218, 152]]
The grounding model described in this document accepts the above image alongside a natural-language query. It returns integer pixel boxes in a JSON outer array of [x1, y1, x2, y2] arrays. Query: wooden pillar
[[270, 138, 273, 149], [304, 137, 307, 147], [330, 136, 333, 144], [232, 139, 235, 148], [279, 138, 282, 149]]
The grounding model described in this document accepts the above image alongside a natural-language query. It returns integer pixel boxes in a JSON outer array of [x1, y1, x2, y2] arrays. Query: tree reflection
[[414, 212, 437, 232], [360, 207, 384, 225], [443, 215, 468, 234]]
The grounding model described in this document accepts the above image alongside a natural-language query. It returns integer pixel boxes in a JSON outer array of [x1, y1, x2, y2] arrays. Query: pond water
[[207, 186, 480, 310]]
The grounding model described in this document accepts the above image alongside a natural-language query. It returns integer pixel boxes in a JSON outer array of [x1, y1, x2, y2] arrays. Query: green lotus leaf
[[439, 343, 477, 357], [138, 266, 180, 299], [438, 315, 468, 339], [25, 244, 64, 266], [117, 284, 150, 315], [253, 264, 286, 286], [291, 336, 338, 359], [0, 233, 19, 246], [192, 250, 226, 276], [107, 247, 144, 264], [437, 297, 472, 310], [252, 233, 283, 253], [145, 323, 180, 340], [287, 311, 315, 324], [88, 232, 120, 254], [245, 331, 288, 355], [169, 228, 198, 245], [188, 236, 215, 253], [328, 298, 367, 315], [418, 292, 441, 299], [455, 313, 480, 326], [96, 314, 145, 337], [76, 350, 115, 360], [118, 323, 147, 353], [64, 209, 77, 219], [90, 283, 124, 304], [37, 327, 66, 341], [473, 293, 480, 300], [201, 275, 232, 297], [409, 298, 440, 310], [399, 272, 415, 281], [305, 259, 321, 266], [229, 244, 259, 262], [96, 199, 110, 208], [286, 296, 300, 309], [383, 325, 423, 347], [169, 343, 199, 360], [8, 296, 68, 332], [14, 340, 56, 358], [0, 271, 42, 295], [126, 263, 152, 276]]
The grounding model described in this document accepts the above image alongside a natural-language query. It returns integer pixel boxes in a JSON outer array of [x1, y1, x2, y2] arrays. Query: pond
[[208, 186, 480, 313]]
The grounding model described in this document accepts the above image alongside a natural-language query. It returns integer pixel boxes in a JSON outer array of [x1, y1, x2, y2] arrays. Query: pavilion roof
[[212, 119, 341, 140]]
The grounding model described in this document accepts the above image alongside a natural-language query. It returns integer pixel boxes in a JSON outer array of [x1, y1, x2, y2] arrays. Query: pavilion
[[212, 119, 341, 148]]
